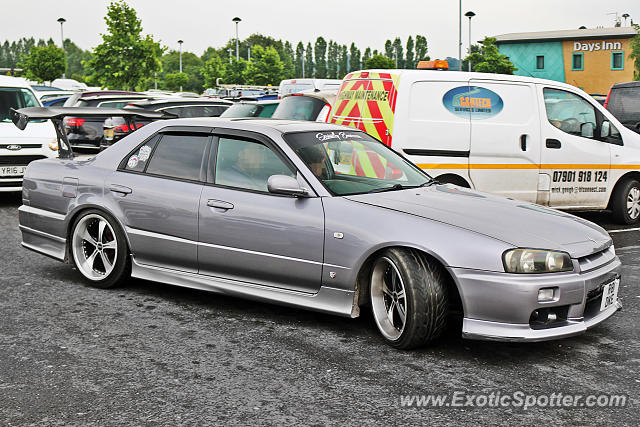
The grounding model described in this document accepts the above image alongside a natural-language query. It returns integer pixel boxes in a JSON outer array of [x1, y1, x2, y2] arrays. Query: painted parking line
[[607, 227, 640, 234]]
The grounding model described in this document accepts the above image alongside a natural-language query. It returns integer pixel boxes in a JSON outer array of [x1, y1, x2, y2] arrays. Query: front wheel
[[369, 248, 449, 349], [70, 210, 130, 288], [611, 179, 640, 225]]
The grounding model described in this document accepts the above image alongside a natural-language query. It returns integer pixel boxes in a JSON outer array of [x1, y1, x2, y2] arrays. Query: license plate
[[104, 128, 114, 140], [0, 166, 27, 177], [600, 277, 620, 311]]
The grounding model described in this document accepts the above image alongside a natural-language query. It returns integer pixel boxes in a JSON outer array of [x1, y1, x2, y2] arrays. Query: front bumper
[[453, 256, 622, 342]]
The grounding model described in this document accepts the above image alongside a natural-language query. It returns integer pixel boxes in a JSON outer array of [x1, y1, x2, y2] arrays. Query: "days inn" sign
[[573, 41, 623, 52]]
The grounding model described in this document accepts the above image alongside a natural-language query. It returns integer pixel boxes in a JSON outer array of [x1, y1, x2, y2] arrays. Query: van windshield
[[0, 87, 40, 122], [283, 130, 432, 196]]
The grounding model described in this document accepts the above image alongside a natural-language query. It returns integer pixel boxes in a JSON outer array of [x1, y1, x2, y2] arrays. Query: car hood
[[0, 120, 55, 140], [345, 184, 611, 258]]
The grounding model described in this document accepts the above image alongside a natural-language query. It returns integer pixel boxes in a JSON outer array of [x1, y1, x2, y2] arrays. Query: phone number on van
[[552, 171, 608, 183]]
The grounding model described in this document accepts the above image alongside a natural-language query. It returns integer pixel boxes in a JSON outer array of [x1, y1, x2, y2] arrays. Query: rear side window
[[258, 103, 278, 117], [125, 134, 161, 172], [271, 96, 326, 121], [144, 134, 209, 181]]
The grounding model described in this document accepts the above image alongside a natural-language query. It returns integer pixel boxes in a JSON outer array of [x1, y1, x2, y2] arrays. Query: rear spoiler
[[10, 107, 176, 159]]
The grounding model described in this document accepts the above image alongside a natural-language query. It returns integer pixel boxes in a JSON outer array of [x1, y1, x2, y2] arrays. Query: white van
[[278, 78, 343, 98], [329, 69, 640, 224], [0, 76, 58, 191]]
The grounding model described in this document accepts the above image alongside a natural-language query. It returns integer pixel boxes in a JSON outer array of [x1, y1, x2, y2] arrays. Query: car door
[[106, 129, 212, 272], [198, 130, 325, 293], [467, 81, 541, 202], [538, 86, 611, 208]]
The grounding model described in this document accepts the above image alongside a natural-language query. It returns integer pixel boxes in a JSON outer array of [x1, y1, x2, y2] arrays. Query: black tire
[[369, 248, 449, 349], [69, 209, 130, 289], [611, 179, 640, 225]]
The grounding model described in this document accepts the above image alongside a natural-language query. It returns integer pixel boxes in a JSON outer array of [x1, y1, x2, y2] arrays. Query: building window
[[571, 53, 584, 71], [536, 55, 545, 70], [611, 51, 624, 70]]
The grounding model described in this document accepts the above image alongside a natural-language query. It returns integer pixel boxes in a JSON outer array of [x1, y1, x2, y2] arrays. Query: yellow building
[[496, 27, 637, 94]]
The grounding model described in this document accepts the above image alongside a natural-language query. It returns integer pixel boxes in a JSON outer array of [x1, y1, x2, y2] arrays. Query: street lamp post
[[57, 17, 66, 79], [458, 0, 462, 70], [247, 44, 251, 62], [178, 40, 183, 91], [301, 45, 305, 78], [394, 46, 398, 68], [465, 11, 476, 72], [228, 48, 233, 64], [232, 17, 241, 61]]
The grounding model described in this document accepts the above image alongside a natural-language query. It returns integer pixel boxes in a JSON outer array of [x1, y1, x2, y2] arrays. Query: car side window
[[144, 133, 209, 181], [543, 88, 597, 138], [215, 137, 295, 192], [124, 134, 161, 172]]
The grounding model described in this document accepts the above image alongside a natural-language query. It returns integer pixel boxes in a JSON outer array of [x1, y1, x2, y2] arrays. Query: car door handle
[[109, 184, 132, 195], [546, 139, 562, 149], [207, 199, 234, 210], [520, 134, 527, 151]]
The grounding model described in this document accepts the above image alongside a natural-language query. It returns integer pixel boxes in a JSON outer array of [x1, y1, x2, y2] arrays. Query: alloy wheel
[[72, 214, 118, 281], [371, 257, 408, 341]]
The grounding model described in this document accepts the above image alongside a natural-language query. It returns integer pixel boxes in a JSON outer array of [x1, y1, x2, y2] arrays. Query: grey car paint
[[17, 117, 622, 342]]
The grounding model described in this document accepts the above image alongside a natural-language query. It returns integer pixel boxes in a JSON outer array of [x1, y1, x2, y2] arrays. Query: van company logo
[[6, 145, 21, 151], [442, 86, 504, 120]]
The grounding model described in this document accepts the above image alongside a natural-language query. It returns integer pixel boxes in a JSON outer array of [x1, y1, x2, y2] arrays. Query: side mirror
[[601, 120, 611, 138], [580, 122, 595, 138], [267, 174, 309, 197]]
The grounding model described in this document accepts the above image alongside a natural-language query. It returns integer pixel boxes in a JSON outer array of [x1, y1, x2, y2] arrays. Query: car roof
[[612, 81, 640, 89], [153, 117, 351, 134], [131, 98, 233, 107], [0, 75, 31, 88]]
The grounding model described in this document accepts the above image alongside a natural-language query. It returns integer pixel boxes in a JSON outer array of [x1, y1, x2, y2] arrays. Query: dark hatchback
[[103, 98, 232, 147], [63, 92, 154, 151], [605, 81, 640, 134]]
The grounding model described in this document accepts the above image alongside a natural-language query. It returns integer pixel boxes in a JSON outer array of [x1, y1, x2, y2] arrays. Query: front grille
[[578, 245, 616, 272], [0, 180, 22, 187], [0, 155, 46, 166], [0, 144, 42, 149]]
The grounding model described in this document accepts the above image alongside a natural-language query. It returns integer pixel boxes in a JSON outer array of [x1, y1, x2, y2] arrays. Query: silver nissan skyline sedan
[[14, 111, 622, 349]]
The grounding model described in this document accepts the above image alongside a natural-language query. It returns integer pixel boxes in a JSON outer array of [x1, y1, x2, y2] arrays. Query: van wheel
[[612, 179, 640, 225], [70, 209, 130, 288], [369, 248, 448, 349]]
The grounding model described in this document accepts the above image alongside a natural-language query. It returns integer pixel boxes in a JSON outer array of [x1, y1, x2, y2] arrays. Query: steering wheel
[[560, 118, 580, 132]]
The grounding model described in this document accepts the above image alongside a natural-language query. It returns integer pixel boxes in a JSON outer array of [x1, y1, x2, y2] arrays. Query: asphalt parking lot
[[1, 192, 638, 426]]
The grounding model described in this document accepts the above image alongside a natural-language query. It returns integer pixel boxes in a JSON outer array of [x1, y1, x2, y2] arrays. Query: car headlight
[[503, 249, 573, 273], [49, 139, 59, 151]]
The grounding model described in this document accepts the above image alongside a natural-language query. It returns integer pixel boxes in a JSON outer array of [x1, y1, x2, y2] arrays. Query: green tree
[[630, 24, 640, 80], [349, 43, 361, 72], [362, 47, 372, 66], [465, 37, 516, 74], [364, 54, 395, 69], [202, 51, 226, 88], [327, 41, 338, 79], [21, 44, 66, 82], [314, 37, 327, 78], [295, 42, 304, 77], [63, 39, 92, 79], [164, 72, 189, 91], [415, 35, 428, 62], [338, 44, 349, 78], [282, 41, 295, 79], [244, 45, 283, 85], [87, 1, 163, 90], [384, 40, 393, 59], [160, 50, 204, 93], [224, 58, 247, 84], [392, 37, 404, 68], [305, 42, 314, 77], [405, 36, 415, 69]]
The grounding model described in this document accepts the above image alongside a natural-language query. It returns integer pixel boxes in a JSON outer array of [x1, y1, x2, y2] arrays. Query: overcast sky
[[2, 0, 639, 60]]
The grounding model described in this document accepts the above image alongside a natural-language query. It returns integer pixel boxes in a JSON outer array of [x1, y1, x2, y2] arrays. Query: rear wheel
[[70, 210, 130, 288], [369, 248, 449, 349], [611, 179, 640, 225]]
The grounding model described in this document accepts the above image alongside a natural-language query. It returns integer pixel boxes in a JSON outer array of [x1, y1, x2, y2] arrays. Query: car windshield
[[272, 96, 326, 121], [221, 103, 261, 117], [0, 87, 40, 122], [284, 130, 432, 196]]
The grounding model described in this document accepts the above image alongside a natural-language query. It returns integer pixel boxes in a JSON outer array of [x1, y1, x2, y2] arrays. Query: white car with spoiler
[[0, 76, 58, 191]]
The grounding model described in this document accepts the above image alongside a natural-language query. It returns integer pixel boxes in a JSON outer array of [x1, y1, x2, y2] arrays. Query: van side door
[[538, 86, 611, 209], [467, 81, 541, 202]]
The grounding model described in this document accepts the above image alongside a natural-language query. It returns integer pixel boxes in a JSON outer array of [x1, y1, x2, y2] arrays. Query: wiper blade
[[367, 184, 411, 193]]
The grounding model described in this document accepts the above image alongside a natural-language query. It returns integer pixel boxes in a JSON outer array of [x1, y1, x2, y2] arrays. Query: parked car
[[102, 98, 232, 147], [330, 69, 640, 224], [51, 78, 89, 91], [605, 81, 640, 134], [278, 78, 343, 98], [271, 90, 337, 122], [63, 92, 154, 151], [14, 109, 622, 349], [220, 99, 280, 118], [0, 76, 57, 191], [42, 95, 71, 107]]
